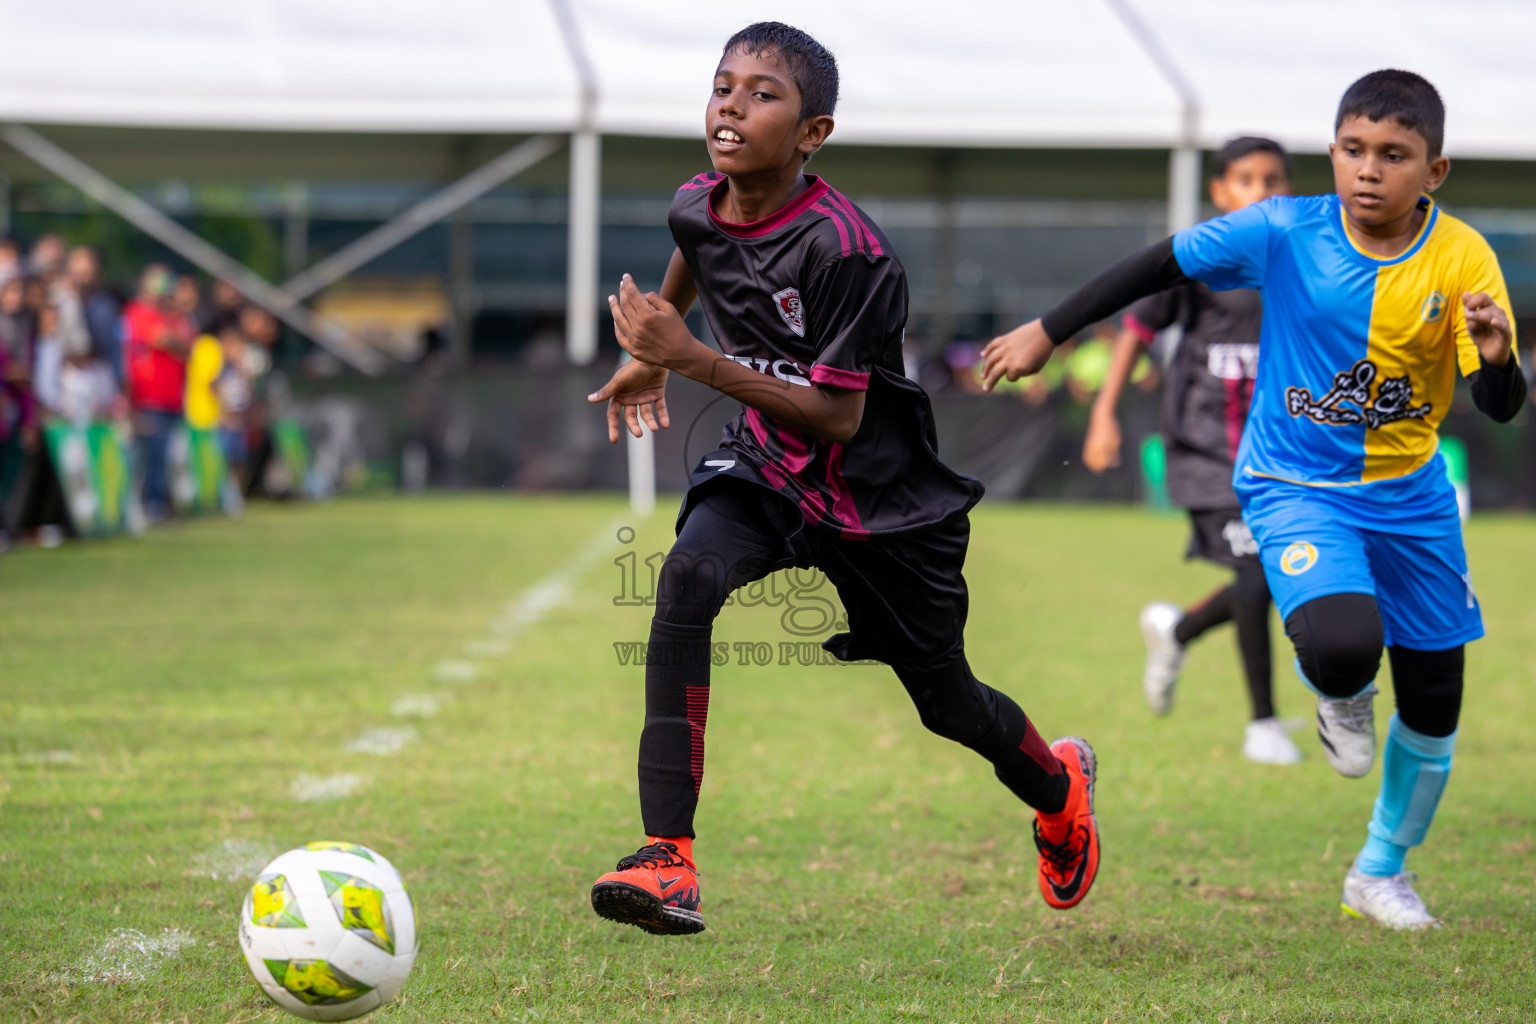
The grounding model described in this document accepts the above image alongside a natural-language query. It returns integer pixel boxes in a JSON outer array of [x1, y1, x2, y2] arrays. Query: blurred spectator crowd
[[0, 233, 281, 549]]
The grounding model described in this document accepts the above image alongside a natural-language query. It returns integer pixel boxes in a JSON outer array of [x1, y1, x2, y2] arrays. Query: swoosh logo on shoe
[[1047, 829, 1090, 902]]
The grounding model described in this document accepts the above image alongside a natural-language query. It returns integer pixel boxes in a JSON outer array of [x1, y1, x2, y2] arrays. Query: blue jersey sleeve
[[1172, 201, 1274, 292]]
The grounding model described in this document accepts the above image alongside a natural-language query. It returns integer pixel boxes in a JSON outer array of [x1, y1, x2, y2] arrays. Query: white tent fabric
[[0, 0, 582, 131], [1142, 0, 1536, 160], [0, 1, 1530, 157], [572, 0, 1185, 147]]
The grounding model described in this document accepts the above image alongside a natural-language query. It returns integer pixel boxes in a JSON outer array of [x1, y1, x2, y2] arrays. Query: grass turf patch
[[1, 496, 1533, 1022]]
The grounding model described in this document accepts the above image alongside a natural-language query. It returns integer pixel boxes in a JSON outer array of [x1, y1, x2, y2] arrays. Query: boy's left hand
[[1463, 292, 1514, 367], [610, 274, 701, 370]]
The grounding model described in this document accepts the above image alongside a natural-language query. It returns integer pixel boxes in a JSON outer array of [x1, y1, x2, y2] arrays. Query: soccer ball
[[239, 841, 418, 1020]]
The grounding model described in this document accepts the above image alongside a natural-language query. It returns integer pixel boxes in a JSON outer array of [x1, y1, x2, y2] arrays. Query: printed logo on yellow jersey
[[1172, 194, 1517, 494], [1420, 291, 1447, 323], [1285, 358, 1431, 430], [1280, 542, 1318, 576]]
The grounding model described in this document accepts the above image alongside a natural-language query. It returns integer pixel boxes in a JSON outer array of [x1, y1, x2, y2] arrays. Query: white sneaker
[[1341, 862, 1441, 930], [1243, 716, 1302, 765], [1316, 686, 1378, 778], [1139, 602, 1185, 716]]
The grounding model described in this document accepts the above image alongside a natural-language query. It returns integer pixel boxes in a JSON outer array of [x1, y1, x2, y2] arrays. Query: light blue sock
[[1292, 657, 1374, 700], [1355, 714, 1456, 877]]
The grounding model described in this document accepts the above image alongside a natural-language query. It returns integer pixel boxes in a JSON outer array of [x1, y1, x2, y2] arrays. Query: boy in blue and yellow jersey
[[981, 70, 1525, 931]]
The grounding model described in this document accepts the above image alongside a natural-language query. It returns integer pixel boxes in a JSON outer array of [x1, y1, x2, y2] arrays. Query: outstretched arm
[[606, 274, 865, 443], [980, 237, 1190, 390], [587, 249, 698, 442], [1083, 326, 1150, 473]]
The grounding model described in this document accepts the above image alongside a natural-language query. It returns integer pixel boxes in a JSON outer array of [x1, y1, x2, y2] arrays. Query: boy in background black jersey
[[584, 22, 1100, 935], [1083, 137, 1302, 766]]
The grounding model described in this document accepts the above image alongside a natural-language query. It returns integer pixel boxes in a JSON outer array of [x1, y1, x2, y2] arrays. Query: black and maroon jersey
[[1123, 283, 1262, 510], [670, 172, 982, 538]]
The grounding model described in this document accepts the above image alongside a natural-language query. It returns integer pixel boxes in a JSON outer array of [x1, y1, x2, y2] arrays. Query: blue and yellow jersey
[[1172, 193, 1515, 527]]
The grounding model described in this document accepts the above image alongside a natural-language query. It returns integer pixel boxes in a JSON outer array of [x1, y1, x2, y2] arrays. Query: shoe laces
[[1359, 870, 1425, 913], [616, 841, 687, 872], [1033, 820, 1083, 873], [1326, 687, 1377, 732]]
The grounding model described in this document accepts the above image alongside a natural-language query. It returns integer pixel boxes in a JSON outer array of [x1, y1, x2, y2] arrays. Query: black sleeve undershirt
[[1468, 352, 1527, 423], [1041, 236, 1192, 344]]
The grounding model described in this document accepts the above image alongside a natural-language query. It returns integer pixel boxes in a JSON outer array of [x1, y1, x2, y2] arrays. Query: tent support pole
[[0, 122, 382, 374], [566, 128, 601, 366], [1167, 144, 1201, 233], [1105, 0, 1203, 231], [279, 134, 562, 303]]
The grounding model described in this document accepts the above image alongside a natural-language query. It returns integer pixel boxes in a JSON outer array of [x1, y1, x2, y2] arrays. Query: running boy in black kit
[[585, 22, 1100, 934]]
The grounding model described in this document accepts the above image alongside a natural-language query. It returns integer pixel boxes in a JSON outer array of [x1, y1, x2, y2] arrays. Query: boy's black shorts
[[1185, 507, 1261, 569], [677, 468, 970, 671]]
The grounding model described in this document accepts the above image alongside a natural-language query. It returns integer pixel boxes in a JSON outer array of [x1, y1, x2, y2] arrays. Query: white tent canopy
[[0, 1, 1532, 157]]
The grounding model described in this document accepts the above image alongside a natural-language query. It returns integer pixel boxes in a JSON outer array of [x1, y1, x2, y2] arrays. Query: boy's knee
[[895, 659, 996, 747], [655, 550, 732, 628], [1286, 593, 1383, 698]]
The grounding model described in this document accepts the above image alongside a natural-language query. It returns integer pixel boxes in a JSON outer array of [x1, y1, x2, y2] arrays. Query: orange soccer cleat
[[1033, 736, 1100, 910], [590, 838, 704, 935]]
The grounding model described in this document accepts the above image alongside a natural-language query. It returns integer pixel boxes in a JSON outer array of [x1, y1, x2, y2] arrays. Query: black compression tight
[[1174, 564, 1275, 720], [635, 485, 1070, 838], [1284, 592, 1463, 738]]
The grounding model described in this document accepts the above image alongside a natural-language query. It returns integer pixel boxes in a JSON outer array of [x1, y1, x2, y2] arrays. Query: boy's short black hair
[[721, 21, 838, 121], [1335, 69, 1445, 158], [1211, 136, 1293, 181]]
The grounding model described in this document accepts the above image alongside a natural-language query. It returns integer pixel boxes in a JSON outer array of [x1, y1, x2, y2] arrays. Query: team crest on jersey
[[772, 287, 805, 337], [1280, 542, 1318, 576], [1285, 358, 1431, 430], [1421, 291, 1447, 323]]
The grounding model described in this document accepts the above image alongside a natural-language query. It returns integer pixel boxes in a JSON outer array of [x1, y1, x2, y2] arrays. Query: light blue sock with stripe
[[1292, 657, 1374, 700], [1355, 713, 1456, 877]]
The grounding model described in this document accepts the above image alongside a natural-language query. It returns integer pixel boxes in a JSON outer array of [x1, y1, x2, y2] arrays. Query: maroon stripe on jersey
[[810, 364, 871, 391], [709, 175, 831, 238], [827, 189, 884, 256], [819, 196, 866, 253], [685, 685, 709, 797], [678, 172, 721, 192], [814, 201, 854, 256], [746, 408, 794, 494], [824, 442, 869, 538], [1122, 312, 1156, 345], [1224, 377, 1251, 459], [775, 422, 831, 522]]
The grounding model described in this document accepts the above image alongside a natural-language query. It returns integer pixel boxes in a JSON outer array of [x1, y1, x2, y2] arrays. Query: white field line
[[464, 638, 512, 658], [345, 727, 418, 756], [19, 749, 75, 764], [76, 928, 196, 983], [390, 693, 450, 718], [290, 772, 369, 802], [186, 838, 278, 881], [432, 659, 481, 682], [483, 518, 626, 644], [327, 517, 625, 780]]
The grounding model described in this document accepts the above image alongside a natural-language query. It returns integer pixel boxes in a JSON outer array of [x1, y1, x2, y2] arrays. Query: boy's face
[[707, 48, 830, 177], [1329, 115, 1449, 228], [1210, 152, 1289, 213]]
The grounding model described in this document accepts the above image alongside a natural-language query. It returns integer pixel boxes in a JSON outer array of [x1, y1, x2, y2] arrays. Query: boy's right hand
[[980, 320, 1054, 391], [1082, 406, 1122, 473], [588, 359, 671, 443]]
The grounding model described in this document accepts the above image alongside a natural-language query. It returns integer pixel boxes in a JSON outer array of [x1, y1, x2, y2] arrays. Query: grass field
[[2, 495, 1534, 1023]]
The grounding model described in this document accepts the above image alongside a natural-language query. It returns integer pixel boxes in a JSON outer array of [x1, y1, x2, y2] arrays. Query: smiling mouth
[[713, 127, 744, 148]]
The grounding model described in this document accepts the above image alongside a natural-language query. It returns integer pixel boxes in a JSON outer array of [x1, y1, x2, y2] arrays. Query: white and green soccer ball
[[239, 841, 418, 1020]]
